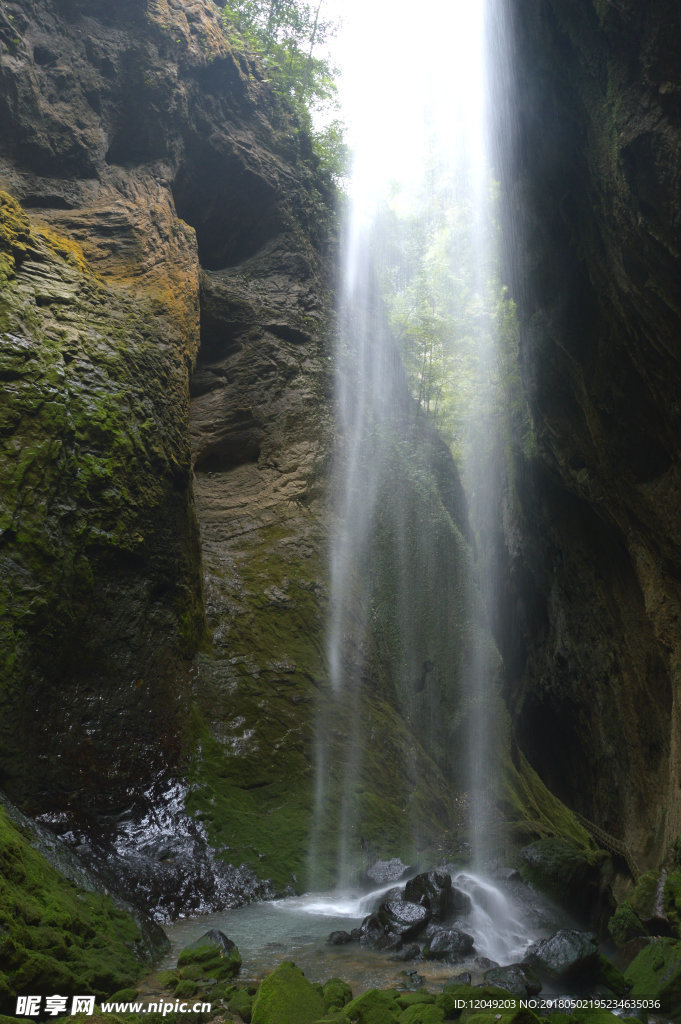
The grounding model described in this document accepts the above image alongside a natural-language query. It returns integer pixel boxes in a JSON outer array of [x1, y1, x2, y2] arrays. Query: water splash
[[453, 871, 535, 963]]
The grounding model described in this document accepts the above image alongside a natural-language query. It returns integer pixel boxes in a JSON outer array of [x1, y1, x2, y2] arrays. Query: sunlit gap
[[310, 0, 499, 890]]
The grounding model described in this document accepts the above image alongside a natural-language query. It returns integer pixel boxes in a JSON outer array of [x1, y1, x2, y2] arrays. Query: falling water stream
[[157, 0, 550, 991], [312, 0, 509, 882]]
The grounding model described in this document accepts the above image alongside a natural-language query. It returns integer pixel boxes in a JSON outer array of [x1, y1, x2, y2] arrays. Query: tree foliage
[[218, 0, 346, 181], [221, 0, 335, 107]]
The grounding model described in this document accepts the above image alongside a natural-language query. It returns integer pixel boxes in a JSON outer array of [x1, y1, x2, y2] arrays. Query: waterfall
[[311, 0, 509, 887]]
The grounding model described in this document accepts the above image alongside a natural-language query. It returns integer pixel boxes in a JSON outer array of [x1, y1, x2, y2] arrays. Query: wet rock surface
[[404, 870, 457, 921], [518, 838, 614, 930], [483, 962, 542, 997], [423, 926, 475, 960], [363, 859, 413, 885], [526, 929, 599, 983], [41, 778, 273, 921]]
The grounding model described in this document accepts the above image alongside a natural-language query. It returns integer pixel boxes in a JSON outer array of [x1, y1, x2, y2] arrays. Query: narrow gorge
[[2, 0, 681, 1020]]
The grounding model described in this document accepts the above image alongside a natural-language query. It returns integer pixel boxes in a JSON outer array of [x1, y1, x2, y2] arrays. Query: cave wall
[[498, 0, 681, 867]]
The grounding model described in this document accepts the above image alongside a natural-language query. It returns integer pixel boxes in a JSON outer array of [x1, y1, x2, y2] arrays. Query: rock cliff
[[0, 0, 333, 878], [4, 0, 669, 951], [498, 0, 681, 869], [1, 0, 497, 914]]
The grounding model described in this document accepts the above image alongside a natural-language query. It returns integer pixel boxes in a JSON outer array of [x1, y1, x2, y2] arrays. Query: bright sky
[[321, 0, 489, 211]]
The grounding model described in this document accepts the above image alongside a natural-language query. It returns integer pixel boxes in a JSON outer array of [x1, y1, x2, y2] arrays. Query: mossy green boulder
[[398, 1003, 445, 1023], [228, 987, 254, 1021], [341, 989, 401, 1024], [251, 962, 325, 1024], [322, 978, 353, 1010], [624, 937, 681, 1018], [176, 930, 241, 982], [608, 901, 647, 946], [396, 992, 436, 1009]]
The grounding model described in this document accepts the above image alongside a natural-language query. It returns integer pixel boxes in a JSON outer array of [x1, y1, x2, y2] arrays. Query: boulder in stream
[[327, 929, 354, 945], [423, 926, 474, 960], [404, 870, 457, 921], [362, 858, 412, 885], [358, 912, 403, 950], [378, 898, 430, 938], [390, 942, 422, 961], [447, 971, 472, 985], [484, 962, 542, 996], [177, 929, 241, 981], [526, 929, 599, 983]]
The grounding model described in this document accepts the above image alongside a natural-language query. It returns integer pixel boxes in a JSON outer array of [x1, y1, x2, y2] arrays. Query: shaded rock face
[[1, 0, 487, 904], [497, 0, 681, 867], [0, 0, 327, 827]]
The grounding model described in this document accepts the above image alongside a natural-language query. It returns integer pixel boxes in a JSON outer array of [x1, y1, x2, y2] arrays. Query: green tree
[[220, 0, 336, 114], [219, 0, 346, 182]]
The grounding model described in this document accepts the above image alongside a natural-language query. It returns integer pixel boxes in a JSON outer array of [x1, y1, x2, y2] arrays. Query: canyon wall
[[499, 0, 681, 869]]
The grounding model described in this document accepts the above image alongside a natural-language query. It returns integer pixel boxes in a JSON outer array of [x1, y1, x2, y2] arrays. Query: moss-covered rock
[[665, 869, 681, 935], [176, 930, 241, 982], [322, 978, 353, 1010], [624, 937, 681, 1018], [517, 838, 612, 927], [595, 954, 628, 997], [0, 805, 151, 1007], [228, 988, 254, 1021], [341, 989, 401, 1024], [174, 980, 199, 998], [628, 872, 660, 925], [396, 992, 436, 1009], [250, 962, 325, 1024], [608, 901, 647, 947]]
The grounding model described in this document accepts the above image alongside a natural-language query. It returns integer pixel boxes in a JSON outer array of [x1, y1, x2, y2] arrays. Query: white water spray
[[311, 0, 512, 892]]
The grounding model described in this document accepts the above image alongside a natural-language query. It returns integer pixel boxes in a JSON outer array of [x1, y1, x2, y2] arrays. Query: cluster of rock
[[329, 871, 474, 964], [327, 870, 628, 1001]]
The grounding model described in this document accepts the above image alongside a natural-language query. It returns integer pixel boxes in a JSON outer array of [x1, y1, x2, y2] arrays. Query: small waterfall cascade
[[310, 0, 513, 892]]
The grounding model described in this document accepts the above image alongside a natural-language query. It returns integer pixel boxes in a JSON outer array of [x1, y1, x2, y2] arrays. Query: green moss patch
[[322, 978, 353, 1010], [341, 989, 401, 1024], [608, 901, 646, 946], [251, 962, 325, 1024], [624, 937, 681, 1018], [0, 805, 151, 1005], [176, 931, 241, 981]]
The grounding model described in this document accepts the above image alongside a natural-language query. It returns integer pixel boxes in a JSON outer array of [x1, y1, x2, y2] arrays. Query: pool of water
[[143, 872, 565, 997]]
